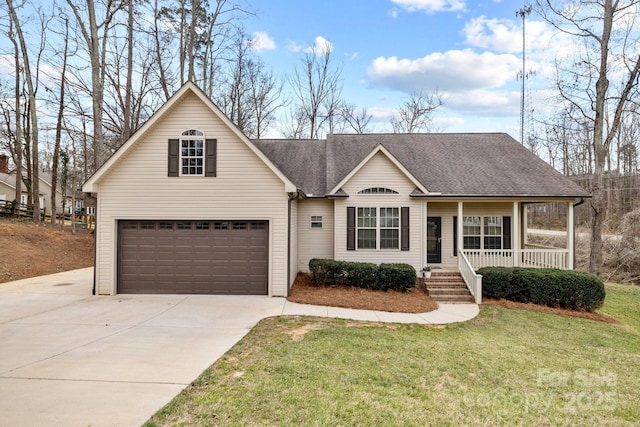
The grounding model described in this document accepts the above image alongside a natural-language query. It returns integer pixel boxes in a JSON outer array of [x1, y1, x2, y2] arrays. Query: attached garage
[[118, 220, 269, 294]]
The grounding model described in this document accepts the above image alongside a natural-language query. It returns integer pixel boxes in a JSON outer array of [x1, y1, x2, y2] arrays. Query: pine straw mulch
[[288, 273, 439, 313], [289, 273, 621, 324], [482, 298, 622, 324]]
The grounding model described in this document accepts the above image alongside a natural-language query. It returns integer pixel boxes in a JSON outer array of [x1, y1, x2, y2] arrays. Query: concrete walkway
[[0, 268, 478, 427]]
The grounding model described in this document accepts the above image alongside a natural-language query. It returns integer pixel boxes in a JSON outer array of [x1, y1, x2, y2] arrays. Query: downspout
[[91, 193, 97, 295], [572, 197, 585, 270], [287, 192, 298, 296]]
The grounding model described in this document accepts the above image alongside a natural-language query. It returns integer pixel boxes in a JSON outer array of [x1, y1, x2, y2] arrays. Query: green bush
[[377, 263, 417, 292], [477, 267, 605, 312], [344, 262, 378, 289], [308, 259, 417, 292]]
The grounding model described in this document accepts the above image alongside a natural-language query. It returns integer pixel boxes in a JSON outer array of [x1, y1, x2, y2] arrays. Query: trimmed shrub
[[308, 258, 346, 286], [343, 262, 378, 289], [477, 267, 605, 312], [377, 263, 417, 292], [308, 259, 417, 292]]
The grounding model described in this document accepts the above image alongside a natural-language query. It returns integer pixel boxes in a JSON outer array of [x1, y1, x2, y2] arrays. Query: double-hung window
[[356, 207, 400, 250], [180, 129, 204, 176], [461, 215, 505, 250], [483, 216, 502, 249], [463, 216, 481, 249], [357, 207, 377, 249], [379, 208, 400, 249]]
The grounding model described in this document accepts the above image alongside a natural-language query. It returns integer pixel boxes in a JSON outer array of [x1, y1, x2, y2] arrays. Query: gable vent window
[[168, 130, 217, 177], [357, 187, 399, 194]]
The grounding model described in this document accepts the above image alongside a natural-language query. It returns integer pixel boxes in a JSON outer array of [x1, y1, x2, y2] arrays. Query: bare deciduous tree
[[6, 0, 43, 221], [51, 17, 70, 224], [537, 0, 640, 275], [391, 90, 444, 133], [288, 40, 343, 139], [340, 103, 372, 134]]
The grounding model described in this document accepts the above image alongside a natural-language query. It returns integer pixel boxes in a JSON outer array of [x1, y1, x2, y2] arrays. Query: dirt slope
[[0, 218, 95, 283]]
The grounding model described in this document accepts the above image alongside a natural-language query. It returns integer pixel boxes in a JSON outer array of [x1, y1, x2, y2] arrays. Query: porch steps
[[422, 272, 474, 303]]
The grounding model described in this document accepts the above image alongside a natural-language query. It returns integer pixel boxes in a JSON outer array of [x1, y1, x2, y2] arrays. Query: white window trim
[[310, 215, 323, 229], [463, 215, 503, 250], [179, 129, 205, 176], [356, 207, 401, 250]]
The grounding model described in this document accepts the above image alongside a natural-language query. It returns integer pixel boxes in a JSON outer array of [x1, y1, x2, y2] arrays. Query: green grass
[[145, 285, 640, 426]]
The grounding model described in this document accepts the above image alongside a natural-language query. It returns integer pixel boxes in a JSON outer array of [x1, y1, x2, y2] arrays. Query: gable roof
[[83, 82, 296, 193], [253, 133, 590, 198], [327, 144, 428, 195]]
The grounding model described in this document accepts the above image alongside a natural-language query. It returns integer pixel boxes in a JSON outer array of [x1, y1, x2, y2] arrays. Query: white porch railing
[[458, 249, 483, 304], [462, 249, 569, 270], [521, 249, 568, 269]]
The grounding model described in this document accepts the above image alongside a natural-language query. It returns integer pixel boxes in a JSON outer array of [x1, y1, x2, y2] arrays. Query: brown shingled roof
[[252, 133, 589, 198]]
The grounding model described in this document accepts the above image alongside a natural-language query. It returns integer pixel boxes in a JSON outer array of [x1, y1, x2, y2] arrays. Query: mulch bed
[[288, 273, 439, 313], [482, 298, 622, 324]]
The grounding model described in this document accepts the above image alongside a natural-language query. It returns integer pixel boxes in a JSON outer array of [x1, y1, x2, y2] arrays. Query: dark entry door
[[426, 216, 441, 264]]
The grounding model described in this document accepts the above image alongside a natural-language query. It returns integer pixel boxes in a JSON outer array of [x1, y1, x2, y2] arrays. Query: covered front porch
[[422, 199, 579, 304]]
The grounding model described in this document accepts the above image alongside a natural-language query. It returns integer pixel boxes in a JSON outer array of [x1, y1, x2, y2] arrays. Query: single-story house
[[83, 82, 589, 301]]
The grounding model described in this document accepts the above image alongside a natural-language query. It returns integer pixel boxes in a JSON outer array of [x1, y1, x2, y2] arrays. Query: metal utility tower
[[516, 5, 532, 145]]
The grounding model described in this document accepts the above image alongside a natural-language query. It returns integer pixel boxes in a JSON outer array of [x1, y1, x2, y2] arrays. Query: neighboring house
[[83, 82, 589, 300], [0, 155, 46, 211]]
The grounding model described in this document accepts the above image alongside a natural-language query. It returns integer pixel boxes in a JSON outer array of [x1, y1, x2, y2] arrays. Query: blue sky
[[243, 0, 557, 138]]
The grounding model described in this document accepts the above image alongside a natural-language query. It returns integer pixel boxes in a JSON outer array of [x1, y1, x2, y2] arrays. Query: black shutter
[[168, 139, 179, 177], [503, 216, 512, 250], [401, 207, 410, 251], [453, 216, 457, 256], [205, 139, 217, 177], [347, 207, 356, 251]]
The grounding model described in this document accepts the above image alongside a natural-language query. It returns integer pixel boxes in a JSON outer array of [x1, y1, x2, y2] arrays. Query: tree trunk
[[52, 19, 69, 224], [8, 18, 22, 211], [7, 0, 40, 221]]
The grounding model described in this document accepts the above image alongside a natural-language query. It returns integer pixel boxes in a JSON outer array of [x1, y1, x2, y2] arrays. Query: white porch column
[[567, 201, 575, 269], [522, 204, 528, 246], [457, 201, 463, 258], [423, 200, 428, 268], [512, 201, 520, 267]]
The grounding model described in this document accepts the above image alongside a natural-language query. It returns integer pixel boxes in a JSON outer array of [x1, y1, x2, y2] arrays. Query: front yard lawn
[[145, 284, 640, 426]]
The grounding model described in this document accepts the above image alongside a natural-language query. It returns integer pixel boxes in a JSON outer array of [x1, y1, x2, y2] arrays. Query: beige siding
[[427, 202, 515, 268], [297, 198, 334, 272], [334, 152, 422, 270], [94, 92, 289, 296]]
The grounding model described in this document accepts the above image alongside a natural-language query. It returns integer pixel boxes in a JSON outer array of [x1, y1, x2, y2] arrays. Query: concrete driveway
[[0, 268, 286, 427]]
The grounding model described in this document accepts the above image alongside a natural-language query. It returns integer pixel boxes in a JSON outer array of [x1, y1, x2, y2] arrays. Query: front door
[[427, 216, 441, 264]]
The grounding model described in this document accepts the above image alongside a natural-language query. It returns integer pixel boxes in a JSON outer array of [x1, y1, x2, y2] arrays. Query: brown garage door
[[118, 220, 268, 294]]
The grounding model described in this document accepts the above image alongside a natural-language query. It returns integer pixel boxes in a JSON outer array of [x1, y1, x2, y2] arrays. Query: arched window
[[357, 187, 399, 195]]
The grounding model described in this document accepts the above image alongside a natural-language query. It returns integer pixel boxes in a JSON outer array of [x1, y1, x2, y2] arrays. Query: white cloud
[[367, 49, 520, 93], [304, 36, 333, 54], [251, 31, 277, 52], [390, 0, 466, 14], [462, 16, 521, 53], [288, 36, 334, 55], [445, 89, 521, 116], [463, 16, 560, 57]]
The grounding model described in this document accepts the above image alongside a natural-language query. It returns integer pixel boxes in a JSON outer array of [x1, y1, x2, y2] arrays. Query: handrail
[[458, 249, 482, 304]]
